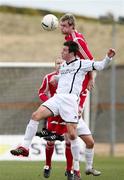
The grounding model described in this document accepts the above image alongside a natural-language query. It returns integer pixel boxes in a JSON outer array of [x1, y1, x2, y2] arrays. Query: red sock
[[45, 142, 54, 167], [65, 142, 73, 171]]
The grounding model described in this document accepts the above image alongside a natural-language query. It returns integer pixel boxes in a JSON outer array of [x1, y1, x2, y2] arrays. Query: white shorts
[[77, 117, 91, 136], [43, 94, 78, 123]]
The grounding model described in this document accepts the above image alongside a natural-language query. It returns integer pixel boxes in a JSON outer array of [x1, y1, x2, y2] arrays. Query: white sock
[[22, 119, 39, 149], [85, 148, 94, 170], [70, 138, 80, 171]]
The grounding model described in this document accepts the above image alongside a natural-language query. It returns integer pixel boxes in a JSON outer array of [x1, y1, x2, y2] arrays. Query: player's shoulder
[[73, 30, 84, 38], [72, 30, 86, 42], [81, 59, 93, 66]]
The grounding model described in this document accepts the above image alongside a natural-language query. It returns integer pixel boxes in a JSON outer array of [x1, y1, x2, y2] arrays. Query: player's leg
[[59, 95, 81, 180], [64, 134, 73, 180], [66, 123, 81, 180], [43, 141, 55, 178], [80, 135, 94, 170], [65, 142, 73, 172], [54, 119, 72, 173], [77, 118, 101, 176], [10, 105, 53, 156], [43, 118, 56, 178], [80, 135, 101, 176]]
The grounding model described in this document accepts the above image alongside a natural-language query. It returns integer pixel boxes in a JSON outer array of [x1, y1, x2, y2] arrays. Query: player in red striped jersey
[[60, 13, 94, 93], [59, 13, 101, 178]]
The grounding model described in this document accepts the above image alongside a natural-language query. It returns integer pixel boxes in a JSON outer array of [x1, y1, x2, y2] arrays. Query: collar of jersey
[[66, 58, 78, 65]]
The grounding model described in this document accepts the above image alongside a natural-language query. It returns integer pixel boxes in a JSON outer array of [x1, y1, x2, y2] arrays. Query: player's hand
[[107, 48, 116, 58], [87, 79, 94, 91]]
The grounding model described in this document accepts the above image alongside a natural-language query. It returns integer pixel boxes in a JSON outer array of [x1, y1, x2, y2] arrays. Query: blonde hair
[[60, 13, 76, 28]]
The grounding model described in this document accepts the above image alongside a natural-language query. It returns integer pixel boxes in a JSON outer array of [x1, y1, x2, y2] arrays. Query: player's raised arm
[[92, 48, 115, 71], [38, 75, 49, 102]]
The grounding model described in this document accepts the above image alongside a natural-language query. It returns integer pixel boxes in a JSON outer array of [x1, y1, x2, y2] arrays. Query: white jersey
[[56, 56, 111, 97], [56, 58, 92, 96], [43, 56, 112, 123]]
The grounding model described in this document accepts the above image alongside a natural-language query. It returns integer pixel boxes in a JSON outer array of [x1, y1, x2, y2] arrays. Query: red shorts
[[46, 115, 67, 135]]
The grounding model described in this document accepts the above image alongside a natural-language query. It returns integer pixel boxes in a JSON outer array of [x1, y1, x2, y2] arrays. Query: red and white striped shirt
[[65, 30, 93, 60], [38, 71, 58, 102]]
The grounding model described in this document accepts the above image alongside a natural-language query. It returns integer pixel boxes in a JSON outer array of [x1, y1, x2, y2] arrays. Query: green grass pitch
[[0, 156, 124, 180]]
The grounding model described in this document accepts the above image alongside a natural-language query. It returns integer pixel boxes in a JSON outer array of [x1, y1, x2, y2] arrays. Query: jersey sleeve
[[38, 75, 49, 102], [82, 56, 112, 72], [81, 60, 94, 72], [74, 37, 93, 60], [93, 56, 112, 71]]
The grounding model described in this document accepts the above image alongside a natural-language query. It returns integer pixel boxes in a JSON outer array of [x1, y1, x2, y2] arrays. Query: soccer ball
[[41, 14, 59, 31]]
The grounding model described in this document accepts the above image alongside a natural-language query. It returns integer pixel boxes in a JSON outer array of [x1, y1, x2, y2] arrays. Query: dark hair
[[63, 41, 79, 56]]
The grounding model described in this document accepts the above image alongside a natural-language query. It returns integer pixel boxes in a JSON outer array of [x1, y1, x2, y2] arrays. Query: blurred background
[[0, 0, 124, 157]]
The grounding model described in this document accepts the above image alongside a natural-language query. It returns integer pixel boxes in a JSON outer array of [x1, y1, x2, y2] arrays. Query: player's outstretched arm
[[93, 48, 116, 71]]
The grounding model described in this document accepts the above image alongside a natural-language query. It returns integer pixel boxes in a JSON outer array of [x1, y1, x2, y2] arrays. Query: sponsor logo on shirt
[[61, 68, 76, 74]]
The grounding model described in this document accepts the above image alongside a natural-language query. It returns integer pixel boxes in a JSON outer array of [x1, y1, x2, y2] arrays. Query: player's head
[[61, 41, 79, 60], [60, 13, 76, 35], [55, 57, 63, 72]]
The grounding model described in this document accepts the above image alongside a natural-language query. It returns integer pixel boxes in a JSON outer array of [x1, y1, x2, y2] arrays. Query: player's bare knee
[[68, 133, 77, 140], [86, 140, 94, 148], [31, 111, 41, 121]]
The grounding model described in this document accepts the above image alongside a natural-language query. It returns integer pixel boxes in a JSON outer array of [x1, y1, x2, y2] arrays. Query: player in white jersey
[[10, 41, 115, 180], [59, 14, 99, 179]]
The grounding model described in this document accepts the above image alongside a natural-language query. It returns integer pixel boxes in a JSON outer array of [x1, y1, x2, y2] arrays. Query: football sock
[[85, 148, 94, 170], [70, 138, 80, 171], [45, 142, 54, 167], [22, 119, 39, 149], [65, 142, 73, 171]]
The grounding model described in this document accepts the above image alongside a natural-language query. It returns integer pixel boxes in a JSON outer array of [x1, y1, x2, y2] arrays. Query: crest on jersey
[[74, 115, 78, 119]]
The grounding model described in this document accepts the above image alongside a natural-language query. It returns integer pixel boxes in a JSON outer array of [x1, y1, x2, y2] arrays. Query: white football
[[41, 14, 59, 31]]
